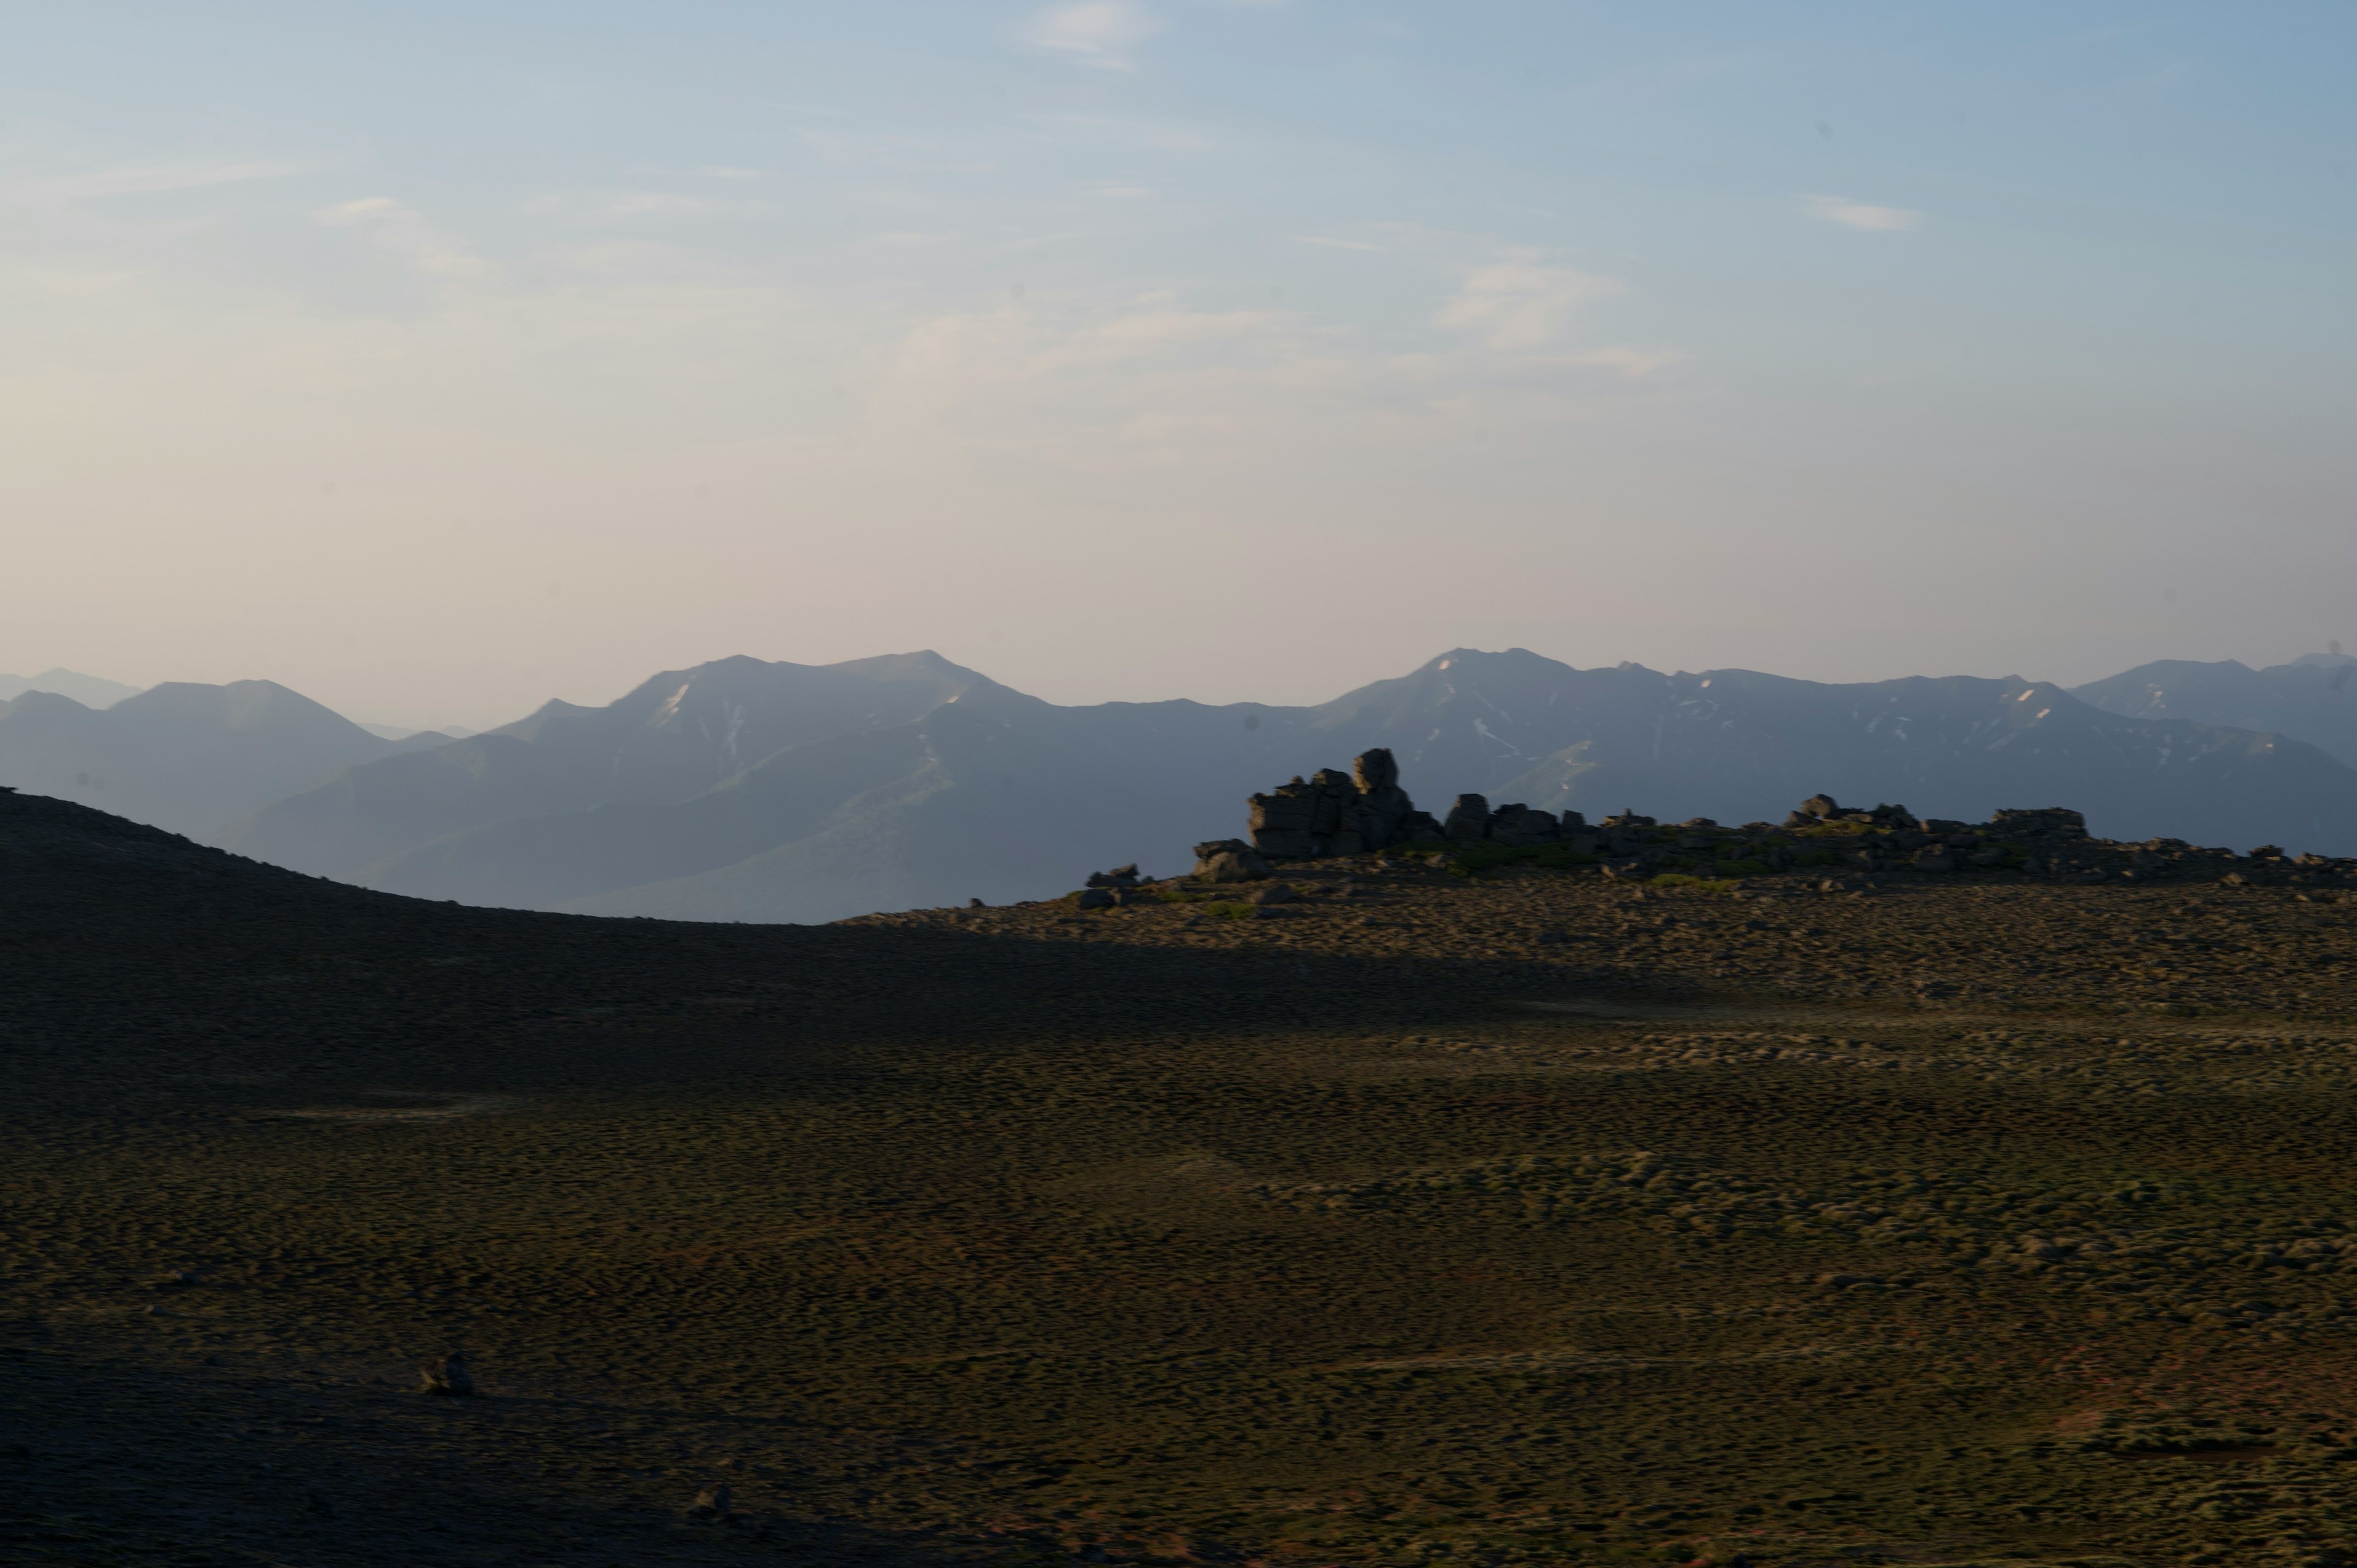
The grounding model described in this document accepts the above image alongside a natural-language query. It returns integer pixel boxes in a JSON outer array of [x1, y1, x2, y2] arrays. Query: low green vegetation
[[1792, 819, 1889, 838]]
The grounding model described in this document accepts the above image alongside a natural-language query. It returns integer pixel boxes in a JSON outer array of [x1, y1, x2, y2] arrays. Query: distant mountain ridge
[[0, 681, 443, 838], [0, 668, 144, 709], [215, 652, 996, 882], [211, 647, 2357, 924], [2072, 654, 2357, 770]]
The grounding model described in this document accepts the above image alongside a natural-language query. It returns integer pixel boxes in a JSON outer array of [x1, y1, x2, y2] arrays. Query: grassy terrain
[[6, 792, 2357, 1566]]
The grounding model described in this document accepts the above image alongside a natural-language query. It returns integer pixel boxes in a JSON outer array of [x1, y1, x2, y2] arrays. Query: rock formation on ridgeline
[[1244, 749, 1445, 860], [1201, 763, 2357, 888]]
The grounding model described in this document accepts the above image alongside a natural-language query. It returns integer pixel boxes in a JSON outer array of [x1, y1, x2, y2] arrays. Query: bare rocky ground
[[6, 788, 2357, 1568]]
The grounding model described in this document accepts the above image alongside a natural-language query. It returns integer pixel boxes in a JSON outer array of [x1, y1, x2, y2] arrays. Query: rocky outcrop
[[1239, 748, 1630, 863], [1213, 776, 2357, 887], [1246, 750, 1442, 862], [1349, 748, 1430, 849], [1790, 794, 1920, 831]]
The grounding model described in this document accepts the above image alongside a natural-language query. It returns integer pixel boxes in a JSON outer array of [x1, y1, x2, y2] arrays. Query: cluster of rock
[[1184, 765, 2357, 887], [1242, 749, 1441, 859], [1187, 748, 1418, 882]]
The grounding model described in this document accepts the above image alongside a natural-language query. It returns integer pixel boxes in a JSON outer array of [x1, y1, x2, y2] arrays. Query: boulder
[[1248, 768, 1365, 857], [419, 1351, 474, 1397], [1085, 864, 1140, 889], [1444, 794, 1493, 841], [1912, 846, 1956, 873], [1246, 883, 1301, 905], [687, 1482, 733, 1520], [1488, 804, 1561, 847], [1248, 784, 1317, 859], [1350, 747, 1428, 849], [1193, 839, 1271, 882], [1385, 810, 1446, 845], [1075, 889, 1115, 910]]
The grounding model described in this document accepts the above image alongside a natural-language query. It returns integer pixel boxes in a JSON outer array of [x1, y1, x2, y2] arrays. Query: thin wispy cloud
[[1563, 346, 1686, 378], [1435, 261, 1624, 352], [1021, 2, 1163, 70], [315, 198, 485, 276], [3, 159, 309, 204], [1805, 194, 1925, 232], [524, 191, 748, 222]]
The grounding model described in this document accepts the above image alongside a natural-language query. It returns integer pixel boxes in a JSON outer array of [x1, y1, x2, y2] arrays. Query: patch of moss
[[1649, 873, 1743, 892], [1793, 821, 1886, 839]]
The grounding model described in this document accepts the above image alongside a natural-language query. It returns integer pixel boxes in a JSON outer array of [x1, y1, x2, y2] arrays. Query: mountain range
[[4, 647, 2352, 922], [2069, 652, 2357, 770], [0, 667, 144, 709], [0, 682, 449, 839], [219, 647, 2357, 922]]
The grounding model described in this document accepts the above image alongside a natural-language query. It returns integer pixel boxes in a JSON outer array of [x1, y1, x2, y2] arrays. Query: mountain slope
[[215, 651, 994, 879], [0, 681, 430, 837], [0, 667, 144, 708], [552, 690, 1309, 921], [2072, 654, 2357, 770]]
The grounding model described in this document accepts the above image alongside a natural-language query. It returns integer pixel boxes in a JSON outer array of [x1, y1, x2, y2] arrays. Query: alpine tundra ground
[[6, 787, 2357, 1568]]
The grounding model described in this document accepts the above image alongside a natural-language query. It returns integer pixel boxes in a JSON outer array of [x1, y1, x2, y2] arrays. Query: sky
[[4, 2, 2355, 730]]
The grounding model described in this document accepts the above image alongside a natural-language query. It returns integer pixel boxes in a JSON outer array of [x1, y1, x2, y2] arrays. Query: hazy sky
[[6, 2, 2355, 728]]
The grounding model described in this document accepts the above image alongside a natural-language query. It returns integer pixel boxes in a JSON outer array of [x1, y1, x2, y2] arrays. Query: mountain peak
[[0, 668, 144, 709]]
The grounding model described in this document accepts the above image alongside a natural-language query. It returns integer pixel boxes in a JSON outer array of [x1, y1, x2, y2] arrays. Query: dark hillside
[[11, 784, 2357, 1564]]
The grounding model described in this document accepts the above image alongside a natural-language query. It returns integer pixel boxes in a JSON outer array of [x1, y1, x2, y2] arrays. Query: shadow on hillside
[[0, 848, 1633, 1098], [0, 1335, 983, 1567]]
